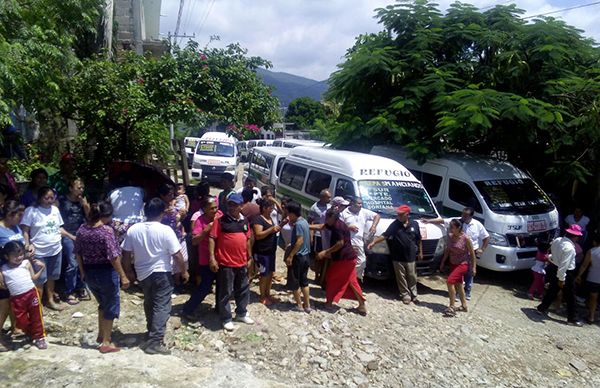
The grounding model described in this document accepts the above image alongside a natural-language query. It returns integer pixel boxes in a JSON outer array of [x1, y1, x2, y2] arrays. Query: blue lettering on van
[[359, 169, 412, 178]]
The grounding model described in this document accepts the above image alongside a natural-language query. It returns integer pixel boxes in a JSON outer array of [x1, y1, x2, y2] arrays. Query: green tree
[[325, 0, 600, 194], [285, 97, 327, 130]]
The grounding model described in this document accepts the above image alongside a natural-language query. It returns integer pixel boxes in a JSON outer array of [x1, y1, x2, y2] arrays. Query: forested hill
[[256, 68, 328, 107]]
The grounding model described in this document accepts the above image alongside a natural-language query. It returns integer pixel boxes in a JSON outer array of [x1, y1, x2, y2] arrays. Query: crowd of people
[[0, 155, 598, 356]]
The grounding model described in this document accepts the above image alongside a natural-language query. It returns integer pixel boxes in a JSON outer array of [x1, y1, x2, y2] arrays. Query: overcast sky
[[159, 0, 600, 81]]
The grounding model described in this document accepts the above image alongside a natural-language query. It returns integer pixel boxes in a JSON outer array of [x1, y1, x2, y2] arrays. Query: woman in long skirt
[[317, 209, 367, 316]]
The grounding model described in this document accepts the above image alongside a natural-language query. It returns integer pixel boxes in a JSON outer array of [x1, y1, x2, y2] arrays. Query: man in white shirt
[[460, 207, 489, 300], [122, 198, 189, 355], [236, 176, 261, 203], [341, 197, 380, 281], [537, 224, 584, 326]]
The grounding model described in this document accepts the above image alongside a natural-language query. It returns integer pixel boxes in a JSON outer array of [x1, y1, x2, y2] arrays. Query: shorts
[[0, 288, 9, 300], [587, 281, 600, 293], [34, 252, 62, 286], [447, 262, 469, 285], [287, 254, 310, 290], [85, 267, 120, 320], [254, 253, 276, 276]]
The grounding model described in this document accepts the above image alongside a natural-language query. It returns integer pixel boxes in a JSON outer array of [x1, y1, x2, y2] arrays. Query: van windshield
[[358, 180, 438, 219], [474, 179, 555, 215], [196, 141, 235, 157]]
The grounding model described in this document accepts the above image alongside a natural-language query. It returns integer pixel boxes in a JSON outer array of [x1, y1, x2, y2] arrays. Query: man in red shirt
[[209, 193, 254, 331]]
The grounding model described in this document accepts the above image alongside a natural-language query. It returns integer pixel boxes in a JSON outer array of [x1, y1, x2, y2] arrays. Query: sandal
[[443, 307, 456, 317], [99, 344, 121, 353], [455, 306, 468, 313], [356, 307, 368, 317], [66, 295, 80, 305], [76, 289, 91, 301]]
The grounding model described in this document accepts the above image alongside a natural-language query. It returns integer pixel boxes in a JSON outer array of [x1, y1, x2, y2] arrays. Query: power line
[[196, 0, 216, 37], [523, 0, 600, 19], [479, 0, 514, 11]]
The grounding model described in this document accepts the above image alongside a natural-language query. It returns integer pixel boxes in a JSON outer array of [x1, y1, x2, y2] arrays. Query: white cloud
[[160, 0, 600, 80]]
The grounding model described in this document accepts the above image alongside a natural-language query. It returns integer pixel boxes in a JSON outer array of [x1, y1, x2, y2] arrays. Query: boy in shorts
[[283, 201, 312, 313]]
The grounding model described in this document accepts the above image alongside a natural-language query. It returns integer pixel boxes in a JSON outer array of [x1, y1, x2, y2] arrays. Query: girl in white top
[[21, 187, 68, 311], [0, 241, 47, 349], [576, 232, 600, 324]]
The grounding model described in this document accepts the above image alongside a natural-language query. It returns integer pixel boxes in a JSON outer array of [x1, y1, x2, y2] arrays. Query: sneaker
[[567, 319, 584, 327], [466, 294, 471, 301], [223, 321, 236, 331], [454, 295, 460, 303], [144, 343, 171, 355], [402, 296, 411, 305], [235, 315, 255, 325], [33, 338, 48, 350]]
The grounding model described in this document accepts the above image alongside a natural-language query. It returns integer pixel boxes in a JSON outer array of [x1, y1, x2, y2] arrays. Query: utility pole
[[174, 0, 185, 39]]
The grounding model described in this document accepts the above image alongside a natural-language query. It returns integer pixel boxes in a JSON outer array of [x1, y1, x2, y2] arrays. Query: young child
[[0, 241, 47, 349], [174, 183, 190, 216], [528, 240, 550, 300]]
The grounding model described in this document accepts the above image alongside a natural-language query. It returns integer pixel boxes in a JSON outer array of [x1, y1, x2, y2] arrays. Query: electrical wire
[[523, 0, 600, 19]]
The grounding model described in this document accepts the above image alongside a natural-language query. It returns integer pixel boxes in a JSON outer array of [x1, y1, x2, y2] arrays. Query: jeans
[[217, 265, 249, 323], [538, 263, 577, 321], [183, 265, 216, 315], [139, 272, 174, 345], [62, 237, 85, 295], [463, 262, 473, 296]]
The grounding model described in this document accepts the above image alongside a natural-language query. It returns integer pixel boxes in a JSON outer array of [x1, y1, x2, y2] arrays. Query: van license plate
[[207, 159, 220, 165], [527, 220, 547, 232]]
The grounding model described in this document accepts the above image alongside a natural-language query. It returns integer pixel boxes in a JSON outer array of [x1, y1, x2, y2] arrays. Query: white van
[[276, 147, 445, 278], [191, 132, 237, 183], [237, 141, 248, 162], [272, 139, 326, 148], [371, 145, 559, 272], [243, 146, 291, 189], [256, 139, 274, 147]]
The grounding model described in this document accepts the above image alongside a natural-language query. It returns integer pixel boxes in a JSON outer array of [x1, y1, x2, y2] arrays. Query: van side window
[[275, 158, 286, 176], [264, 155, 274, 169], [305, 171, 332, 197], [448, 179, 482, 213], [409, 170, 442, 197], [280, 164, 307, 191], [335, 179, 355, 198]]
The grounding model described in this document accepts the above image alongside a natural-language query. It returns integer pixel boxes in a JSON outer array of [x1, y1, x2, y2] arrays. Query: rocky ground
[[1, 259, 599, 388]]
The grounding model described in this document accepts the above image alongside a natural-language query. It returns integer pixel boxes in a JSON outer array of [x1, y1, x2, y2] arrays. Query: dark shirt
[[326, 219, 357, 261], [59, 197, 85, 235], [382, 219, 422, 262], [218, 189, 234, 214], [251, 215, 276, 255]]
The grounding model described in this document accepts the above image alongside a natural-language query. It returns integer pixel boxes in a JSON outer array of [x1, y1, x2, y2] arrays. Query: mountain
[[256, 68, 328, 108]]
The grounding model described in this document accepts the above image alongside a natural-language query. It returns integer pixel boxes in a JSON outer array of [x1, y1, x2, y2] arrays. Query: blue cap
[[227, 193, 244, 205]]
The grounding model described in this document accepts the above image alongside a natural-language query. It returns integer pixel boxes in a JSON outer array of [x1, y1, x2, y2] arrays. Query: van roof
[[251, 146, 292, 156], [371, 145, 529, 181], [287, 147, 419, 182], [201, 132, 236, 142]]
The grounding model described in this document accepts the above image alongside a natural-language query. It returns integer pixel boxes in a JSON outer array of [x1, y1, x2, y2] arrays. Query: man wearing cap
[[368, 205, 423, 304], [331, 196, 350, 213], [341, 196, 380, 282], [209, 193, 255, 331], [537, 224, 584, 326], [217, 172, 236, 214]]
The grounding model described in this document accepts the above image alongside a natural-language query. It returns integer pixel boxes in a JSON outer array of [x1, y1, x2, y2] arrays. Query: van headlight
[[368, 237, 390, 255], [489, 232, 509, 247], [225, 165, 236, 172], [192, 161, 202, 169]]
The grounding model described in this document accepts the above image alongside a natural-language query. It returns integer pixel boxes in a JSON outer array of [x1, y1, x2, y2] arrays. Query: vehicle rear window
[[279, 164, 307, 190]]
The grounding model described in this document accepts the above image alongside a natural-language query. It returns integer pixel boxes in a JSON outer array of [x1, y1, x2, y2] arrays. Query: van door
[[408, 164, 447, 213]]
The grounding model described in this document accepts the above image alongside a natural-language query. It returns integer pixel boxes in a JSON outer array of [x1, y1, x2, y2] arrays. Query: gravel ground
[[1, 256, 599, 387]]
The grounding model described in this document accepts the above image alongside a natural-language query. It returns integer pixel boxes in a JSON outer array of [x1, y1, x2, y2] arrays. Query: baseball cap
[[396, 204, 411, 214], [332, 196, 350, 206], [227, 193, 244, 205]]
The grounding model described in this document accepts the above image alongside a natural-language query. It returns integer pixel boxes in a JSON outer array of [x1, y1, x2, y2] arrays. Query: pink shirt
[[192, 213, 214, 265]]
